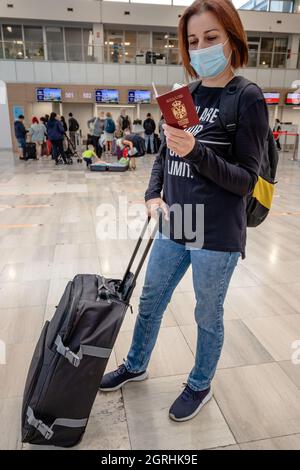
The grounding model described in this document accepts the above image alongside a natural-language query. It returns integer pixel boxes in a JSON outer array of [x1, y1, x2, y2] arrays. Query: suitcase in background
[[107, 162, 128, 172], [90, 163, 107, 172], [21, 215, 159, 448], [25, 143, 37, 160]]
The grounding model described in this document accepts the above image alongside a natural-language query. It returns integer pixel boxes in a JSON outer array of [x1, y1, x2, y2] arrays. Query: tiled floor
[[0, 150, 300, 450]]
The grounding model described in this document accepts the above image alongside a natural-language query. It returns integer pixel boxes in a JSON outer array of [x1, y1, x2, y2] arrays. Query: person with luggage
[[103, 112, 116, 156], [117, 108, 132, 135], [87, 116, 103, 157], [143, 112, 156, 154], [47, 112, 68, 165], [100, 0, 269, 423], [14, 114, 28, 160], [28, 117, 47, 160], [68, 112, 80, 148]]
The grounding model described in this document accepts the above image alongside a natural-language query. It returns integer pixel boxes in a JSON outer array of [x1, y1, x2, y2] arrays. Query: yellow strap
[[252, 176, 275, 210]]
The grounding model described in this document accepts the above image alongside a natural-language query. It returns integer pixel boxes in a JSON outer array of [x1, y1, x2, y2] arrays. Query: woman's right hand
[[145, 198, 169, 221]]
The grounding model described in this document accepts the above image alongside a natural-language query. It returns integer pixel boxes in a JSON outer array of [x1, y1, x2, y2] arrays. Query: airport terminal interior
[[1, 0, 300, 451]]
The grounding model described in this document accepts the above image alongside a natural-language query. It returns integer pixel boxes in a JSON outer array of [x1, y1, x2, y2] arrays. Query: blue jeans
[[144, 133, 154, 153], [125, 235, 240, 391]]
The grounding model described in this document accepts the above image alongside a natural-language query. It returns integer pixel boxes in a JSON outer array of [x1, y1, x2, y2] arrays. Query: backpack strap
[[218, 76, 253, 141]]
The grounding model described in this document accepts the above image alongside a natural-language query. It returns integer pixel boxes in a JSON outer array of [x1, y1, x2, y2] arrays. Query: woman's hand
[[145, 198, 169, 221], [163, 124, 195, 158]]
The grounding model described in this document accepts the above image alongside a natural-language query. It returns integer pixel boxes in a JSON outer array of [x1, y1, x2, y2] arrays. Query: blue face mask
[[189, 38, 231, 78]]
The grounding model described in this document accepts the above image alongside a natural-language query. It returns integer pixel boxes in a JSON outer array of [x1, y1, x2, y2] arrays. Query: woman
[[60, 115, 68, 133], [29, 117, 47, 159], [103, 112, 116, 155], [100, 0, 269, 422], [46, 112, 67, 165]]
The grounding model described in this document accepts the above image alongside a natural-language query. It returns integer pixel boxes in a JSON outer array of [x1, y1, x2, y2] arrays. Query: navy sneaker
[[99, 364, 148, 392], [169, 384, 212, 422]]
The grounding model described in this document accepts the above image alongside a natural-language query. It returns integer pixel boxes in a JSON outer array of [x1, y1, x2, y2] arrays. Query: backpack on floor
[[188, 76, 279, 227]]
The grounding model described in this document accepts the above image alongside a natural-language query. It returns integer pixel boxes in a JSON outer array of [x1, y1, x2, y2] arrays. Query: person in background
[[87, 115, 102, 157], [99, 111, 106, 135], [273, 118, 282, 151], [143, 112, 156, 154], [44, 114, 50, 124], [117, 108, 132, 135], [47, 112, 67, 165], [14, 114, 27, 160], [132, 119, 144, 136], [60, 116, 68, 133], [103, 112, 116, 155], [29, 117, 47, 159], [121, 128, 139, 170], [82, 144, 98, 168], [68, 112, 80, 148], [158, 114, 165, 146]]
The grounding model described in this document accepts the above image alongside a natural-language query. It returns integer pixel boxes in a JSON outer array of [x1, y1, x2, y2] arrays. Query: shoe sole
[[99, 371, 148, 392], [169, 390, 213, 422]]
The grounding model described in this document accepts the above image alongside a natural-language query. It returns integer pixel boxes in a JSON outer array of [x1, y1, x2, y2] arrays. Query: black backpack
[[188, 76, 279, 227], [144, 118, 155, 135], [121, 115, 130, 131]]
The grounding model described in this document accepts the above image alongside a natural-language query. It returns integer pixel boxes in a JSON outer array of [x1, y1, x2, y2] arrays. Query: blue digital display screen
[[95, 89, 119, 103], [36, 88, 62, 102], [128, 90, 151, 104]]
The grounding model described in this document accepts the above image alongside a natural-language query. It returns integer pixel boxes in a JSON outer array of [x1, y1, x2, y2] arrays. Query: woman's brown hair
[[178, 0, 248, 79]]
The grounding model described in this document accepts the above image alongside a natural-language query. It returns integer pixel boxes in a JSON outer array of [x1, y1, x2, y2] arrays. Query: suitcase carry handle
[[119, 208, 163, 302]]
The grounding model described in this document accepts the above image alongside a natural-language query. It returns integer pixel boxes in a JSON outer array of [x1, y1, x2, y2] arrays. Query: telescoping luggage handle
[[120, 208, 163, 302]]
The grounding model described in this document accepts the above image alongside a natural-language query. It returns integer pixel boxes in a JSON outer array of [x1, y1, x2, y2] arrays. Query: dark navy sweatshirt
[[145, 80, 269, 257]]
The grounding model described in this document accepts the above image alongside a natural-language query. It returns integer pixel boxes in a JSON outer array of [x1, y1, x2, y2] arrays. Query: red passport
[[155, 85, 199, 129]]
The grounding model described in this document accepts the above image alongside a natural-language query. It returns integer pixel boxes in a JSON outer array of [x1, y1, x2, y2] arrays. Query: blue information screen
[[95, 89, 119, 103], [36, 88, 62, 102], [128, 90, 151, 104]]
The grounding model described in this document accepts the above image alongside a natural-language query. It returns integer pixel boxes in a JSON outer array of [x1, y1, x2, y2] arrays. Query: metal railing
[[1, 40, 300, 69]]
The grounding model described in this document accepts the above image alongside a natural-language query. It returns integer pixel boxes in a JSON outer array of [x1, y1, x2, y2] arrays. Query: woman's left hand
[[163, 124, 195, 158]]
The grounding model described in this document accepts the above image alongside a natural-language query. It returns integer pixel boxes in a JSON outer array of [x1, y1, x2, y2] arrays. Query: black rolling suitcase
[[21, 215, 158, 447], [25, 142, 37, 160]]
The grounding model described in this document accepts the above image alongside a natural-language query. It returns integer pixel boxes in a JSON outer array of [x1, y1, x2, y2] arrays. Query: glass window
[[104, 30, 124, 63], [269, 0, 294, 12], [131, 0, 171, 3], [273, 37, 288, 68], [3, 24, 24, 59], [0, 26, 3, 59], [259, 37, 273, 67], [46, 27, 65, 61], [137, 31, 150, 51], [168, 34, 179, 65], [65, 27, 83, 61], [124, 31, 136, 64], [83, 29, 94, 62], [24, 26, 44, 60]]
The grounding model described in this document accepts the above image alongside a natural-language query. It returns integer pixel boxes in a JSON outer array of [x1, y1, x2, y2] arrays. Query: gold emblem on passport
[[171, 100, 187, 121]]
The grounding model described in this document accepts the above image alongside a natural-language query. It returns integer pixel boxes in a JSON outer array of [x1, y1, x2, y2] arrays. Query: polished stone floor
[[0, 149, 300, 450]]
